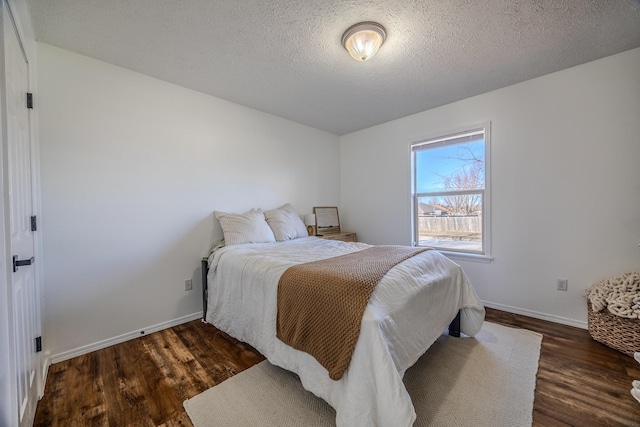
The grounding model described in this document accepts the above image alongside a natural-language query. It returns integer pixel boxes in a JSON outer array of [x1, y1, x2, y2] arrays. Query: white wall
[[38, 43, 340, 360], [340, 48, 640, 327]]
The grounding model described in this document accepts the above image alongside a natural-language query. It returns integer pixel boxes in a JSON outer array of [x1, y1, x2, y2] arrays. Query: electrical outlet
[[184, 279, 193, 291], [557, 278, 568, 291]]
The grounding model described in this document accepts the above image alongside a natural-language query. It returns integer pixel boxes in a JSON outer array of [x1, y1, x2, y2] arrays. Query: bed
[[202, 225, 485, 426]]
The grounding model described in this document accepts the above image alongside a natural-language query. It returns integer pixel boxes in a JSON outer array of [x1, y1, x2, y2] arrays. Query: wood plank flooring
[[34, 308, 640, 426], [34, 323, 264, 426], [487, 309, 640, 426]]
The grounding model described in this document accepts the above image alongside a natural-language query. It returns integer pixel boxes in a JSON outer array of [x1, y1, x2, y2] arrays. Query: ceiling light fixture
[[341, 21, 386, 62]]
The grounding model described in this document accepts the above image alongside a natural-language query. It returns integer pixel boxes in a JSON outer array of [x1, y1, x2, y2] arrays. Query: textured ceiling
[[26, 0, 640, 135]]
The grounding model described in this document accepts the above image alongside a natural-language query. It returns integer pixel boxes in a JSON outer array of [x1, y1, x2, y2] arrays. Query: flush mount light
[[341, 21, 386, 61]]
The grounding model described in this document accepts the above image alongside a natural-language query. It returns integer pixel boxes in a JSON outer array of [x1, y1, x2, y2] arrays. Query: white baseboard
[[48, 304, 585, 364], [482, 300, 588, 330], [50, 312, 203, 364]]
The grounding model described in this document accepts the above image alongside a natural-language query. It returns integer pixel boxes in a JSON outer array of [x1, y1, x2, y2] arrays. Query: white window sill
[[439, 250, 493, 264]]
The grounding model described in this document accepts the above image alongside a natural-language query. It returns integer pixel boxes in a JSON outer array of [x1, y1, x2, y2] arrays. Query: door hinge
[[26, 92, 33, 109], [31, 215, 37, 231], [35, 336, 42, 352]]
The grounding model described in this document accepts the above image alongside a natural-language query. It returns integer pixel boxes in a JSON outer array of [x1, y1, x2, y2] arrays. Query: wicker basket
[[587, 302, 640, 357]]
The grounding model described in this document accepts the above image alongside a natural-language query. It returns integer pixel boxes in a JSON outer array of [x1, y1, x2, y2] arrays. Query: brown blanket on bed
[[276, 245, 430, 380]]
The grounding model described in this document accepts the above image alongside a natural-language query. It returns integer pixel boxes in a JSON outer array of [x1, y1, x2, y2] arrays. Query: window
[[411, 124, 491, 258]]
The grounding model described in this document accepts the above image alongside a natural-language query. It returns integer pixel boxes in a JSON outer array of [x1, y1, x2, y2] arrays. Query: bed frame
[[201, 258, 461, 336], [201, 258, 209, 322]]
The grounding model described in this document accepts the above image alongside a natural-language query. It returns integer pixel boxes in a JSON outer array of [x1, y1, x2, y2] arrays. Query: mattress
[[206, 236, 485, 426]]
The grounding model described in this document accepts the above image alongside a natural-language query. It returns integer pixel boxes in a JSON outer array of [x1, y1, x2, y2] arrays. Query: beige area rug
[[184, 322, 542, 426]]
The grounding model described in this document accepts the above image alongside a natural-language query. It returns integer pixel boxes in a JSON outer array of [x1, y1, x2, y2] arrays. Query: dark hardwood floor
[[487, 309, 640, 426], [34, 308, 640, 426]]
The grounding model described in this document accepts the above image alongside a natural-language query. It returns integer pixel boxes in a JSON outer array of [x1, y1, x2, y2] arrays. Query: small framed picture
[[313, 206, 340, 235]]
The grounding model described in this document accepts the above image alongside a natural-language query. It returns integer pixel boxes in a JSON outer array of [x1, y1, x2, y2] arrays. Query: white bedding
[[206, 237, 485, 427]]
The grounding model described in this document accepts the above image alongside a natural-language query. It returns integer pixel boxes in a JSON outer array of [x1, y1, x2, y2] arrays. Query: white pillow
[[264, 203, 308, 241], [214, 209, 276, 245]]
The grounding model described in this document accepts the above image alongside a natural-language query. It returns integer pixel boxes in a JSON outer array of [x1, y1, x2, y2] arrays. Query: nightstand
[[318, 232, 357, 242]]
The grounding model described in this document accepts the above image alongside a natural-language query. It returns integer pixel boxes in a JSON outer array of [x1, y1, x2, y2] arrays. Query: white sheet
[[206, 237, 485, 427]]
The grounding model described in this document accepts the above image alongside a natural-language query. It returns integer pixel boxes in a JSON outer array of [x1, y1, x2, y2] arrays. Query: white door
[[5, 3, 41, 426]]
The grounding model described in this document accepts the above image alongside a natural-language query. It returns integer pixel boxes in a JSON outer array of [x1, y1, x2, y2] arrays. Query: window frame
[[410, 122, 492, 263]]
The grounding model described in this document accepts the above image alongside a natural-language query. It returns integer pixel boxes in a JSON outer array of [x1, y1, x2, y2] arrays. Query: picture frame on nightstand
[[313, 206, 340, 235]]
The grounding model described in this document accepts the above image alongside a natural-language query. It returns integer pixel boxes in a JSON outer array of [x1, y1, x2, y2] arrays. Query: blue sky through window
[[416, 140, 485, 193]]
